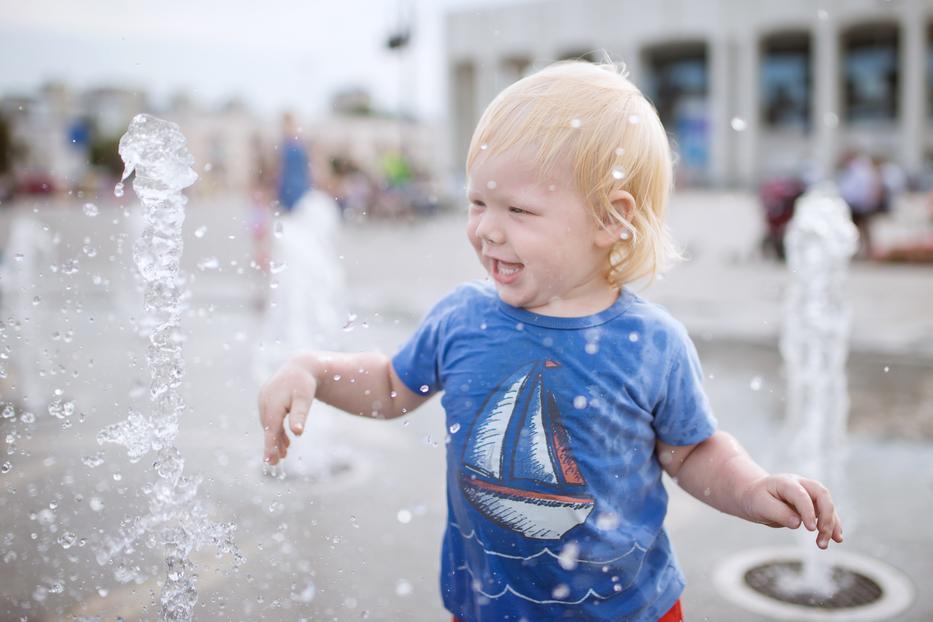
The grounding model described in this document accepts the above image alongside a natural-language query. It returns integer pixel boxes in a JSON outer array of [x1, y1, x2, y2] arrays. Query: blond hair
[[466, 60, 681, 287]]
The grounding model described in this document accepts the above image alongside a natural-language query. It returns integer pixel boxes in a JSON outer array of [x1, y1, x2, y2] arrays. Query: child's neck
[[523, 287, 620, 318]]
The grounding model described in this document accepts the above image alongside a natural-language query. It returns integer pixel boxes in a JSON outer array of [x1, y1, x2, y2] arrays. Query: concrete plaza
[[0, 190, 931, 621]]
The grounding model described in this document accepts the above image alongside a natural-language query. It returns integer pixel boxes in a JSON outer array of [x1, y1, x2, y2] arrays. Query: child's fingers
[[832, 512, 844, 542], [262, 424, 280, 463], [756, 495, 803, 529], [798, 478, 838, 547], [775, 478, 818, 531], [289, 395, 311, 435]]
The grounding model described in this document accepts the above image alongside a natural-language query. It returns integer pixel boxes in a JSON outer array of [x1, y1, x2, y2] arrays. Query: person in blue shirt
[[276, 112, 311, 213], [258, 61, 843, 622]]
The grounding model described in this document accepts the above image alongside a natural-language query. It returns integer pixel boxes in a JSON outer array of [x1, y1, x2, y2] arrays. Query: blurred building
[[446, 0, 932, 187]]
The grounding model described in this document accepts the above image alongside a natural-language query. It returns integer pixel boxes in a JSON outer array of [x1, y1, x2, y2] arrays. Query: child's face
[[466, 146, 616, 315]]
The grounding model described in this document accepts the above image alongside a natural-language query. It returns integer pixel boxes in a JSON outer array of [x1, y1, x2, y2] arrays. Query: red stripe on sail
[[552, 423, 584, 485], [465, 477, 592, 506]]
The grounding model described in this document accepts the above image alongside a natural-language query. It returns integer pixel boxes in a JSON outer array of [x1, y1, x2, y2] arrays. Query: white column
[[475, 52, 501, 117], [709, 36, 734, 185], [813, 15, 840, 180], [900, 2, 926, 175], [735, 32, 760, 185]]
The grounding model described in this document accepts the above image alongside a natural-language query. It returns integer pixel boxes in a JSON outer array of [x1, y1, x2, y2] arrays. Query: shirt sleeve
[[391, 289, 463, 397], [651, 326, 718, 446]]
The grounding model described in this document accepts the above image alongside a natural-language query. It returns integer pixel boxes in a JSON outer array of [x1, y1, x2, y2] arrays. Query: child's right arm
[[257, 351, 430, 464]]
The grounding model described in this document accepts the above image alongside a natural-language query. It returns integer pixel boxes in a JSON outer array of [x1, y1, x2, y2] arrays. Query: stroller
[[758, 177, 806, 260]]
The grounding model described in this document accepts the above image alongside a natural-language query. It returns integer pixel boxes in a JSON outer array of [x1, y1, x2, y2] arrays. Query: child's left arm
[[658, 431, 844, 549]]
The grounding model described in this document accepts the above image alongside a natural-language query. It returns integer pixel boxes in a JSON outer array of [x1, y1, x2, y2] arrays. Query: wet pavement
[[1, 191, 931, 621]]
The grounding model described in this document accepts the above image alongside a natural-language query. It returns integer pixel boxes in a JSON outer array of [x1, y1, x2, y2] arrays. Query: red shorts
[[452, 598, 683, 622]]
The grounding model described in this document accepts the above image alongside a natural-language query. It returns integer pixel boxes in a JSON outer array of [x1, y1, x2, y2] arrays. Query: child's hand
[[740, 474, 844, 549], [257, 360, 317, 465]]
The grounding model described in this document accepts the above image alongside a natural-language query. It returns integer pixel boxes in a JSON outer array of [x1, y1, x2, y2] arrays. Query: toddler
[[258, 61, 843, 622]]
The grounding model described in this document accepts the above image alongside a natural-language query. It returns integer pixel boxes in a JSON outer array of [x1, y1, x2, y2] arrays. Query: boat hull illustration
[[461, 476, 595, 540], [459, 360, 594, 540]]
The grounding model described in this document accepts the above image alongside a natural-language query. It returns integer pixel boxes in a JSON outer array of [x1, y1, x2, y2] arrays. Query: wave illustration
[[455, 563, 613, 605], [450, 521, 647, 565]]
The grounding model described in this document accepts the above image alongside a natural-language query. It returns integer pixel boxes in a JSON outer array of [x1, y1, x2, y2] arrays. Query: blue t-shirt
[[392, 282, 717, 622]]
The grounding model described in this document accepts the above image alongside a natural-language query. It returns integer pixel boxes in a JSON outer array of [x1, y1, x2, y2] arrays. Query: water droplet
[[82, 452, 105, 468], [557, 542, 579, 570], [342, 313, 358, 331], [58, 532, 77, 549], [551, 583, 570, 598], [628, 114, 641, 124], [595, 512, 620, 530], [0, 461, 11, 474], [479, 143, 488, 150], [273, 221, 284, 238], [573, 395, 587, 409], [614, 147, 625, 156], [114, 182, 124, 198], [569, 118, 582, 128], [628, 331, 639, 342], [83, 203, 99, 216], [730, 117, 747, 131], [194, 226, 207, 238], [395, 579, 413, 597], [419, 385, 429, 394], [14, 253, 24, 262], [749, 376, 763, 391], [112, 472, 122, 481], [449, 423, 461, 434], [397, 509, 412, 524], [89, 497, 104, 512], [486, 180, 497, 190], [611, 166, 626, 180], [883, 365, 890, 373], [269, 260, 287, 274], [585, 342, 598, 354], [197, 257, 219, 271]]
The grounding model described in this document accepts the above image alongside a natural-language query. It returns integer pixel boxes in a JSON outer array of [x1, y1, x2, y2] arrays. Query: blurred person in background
[[276, 112, 311, 213], [837, 151, 884, 259]]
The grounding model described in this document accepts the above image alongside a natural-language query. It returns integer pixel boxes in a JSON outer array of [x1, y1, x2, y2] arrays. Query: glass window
[[761, 33, 811, 131], [843, 24, 899, 124], [927, 24, 933, 121], [645, 44, 709, 178]]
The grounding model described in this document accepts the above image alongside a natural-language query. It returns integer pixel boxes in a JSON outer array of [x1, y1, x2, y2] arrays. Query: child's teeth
[[498, 261, 520, 275]]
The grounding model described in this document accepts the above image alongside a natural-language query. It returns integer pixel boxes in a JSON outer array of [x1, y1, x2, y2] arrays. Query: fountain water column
[[96, 114, 240, 622], [780, 183, 857, 591], [713, 184, 913, 620], [0, 218, 56, 411]]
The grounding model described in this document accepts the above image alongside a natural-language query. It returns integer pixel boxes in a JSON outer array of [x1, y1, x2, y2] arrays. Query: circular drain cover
[[714, 547, 914, 621], [744, 560, 883, 609]]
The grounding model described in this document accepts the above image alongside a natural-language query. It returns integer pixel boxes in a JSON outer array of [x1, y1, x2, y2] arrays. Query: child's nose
[[475, 212, 505, 245]]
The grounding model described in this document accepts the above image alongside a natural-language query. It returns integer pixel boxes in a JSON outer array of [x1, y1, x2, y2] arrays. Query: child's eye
[[469, 200, 486, 208], [509, 206, 529, 215]]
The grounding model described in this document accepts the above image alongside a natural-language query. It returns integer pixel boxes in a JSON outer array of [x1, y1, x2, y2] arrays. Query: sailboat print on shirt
[[459, 360, 595, 540]]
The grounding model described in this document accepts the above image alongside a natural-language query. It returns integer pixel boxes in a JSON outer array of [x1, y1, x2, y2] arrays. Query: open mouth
[[492, 258, 524, 284]]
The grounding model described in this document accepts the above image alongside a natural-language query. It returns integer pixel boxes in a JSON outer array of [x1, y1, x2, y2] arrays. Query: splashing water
[[95, 113, 242, 621], [779, 182, 857, 597]]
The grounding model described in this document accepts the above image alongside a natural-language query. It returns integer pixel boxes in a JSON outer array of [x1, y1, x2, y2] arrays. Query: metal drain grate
[[744, 561, 883, 609]]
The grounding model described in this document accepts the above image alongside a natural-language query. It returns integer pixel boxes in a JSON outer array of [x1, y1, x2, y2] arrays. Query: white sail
[[466, 375, 525, 478], [514, 381, 558, 484]]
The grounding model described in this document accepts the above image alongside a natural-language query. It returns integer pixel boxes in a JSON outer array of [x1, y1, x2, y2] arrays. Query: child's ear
[[595, 190, 636, 248]]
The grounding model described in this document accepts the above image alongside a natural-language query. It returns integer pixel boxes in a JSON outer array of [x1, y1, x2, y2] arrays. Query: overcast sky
[[0, 0, 518, 120]]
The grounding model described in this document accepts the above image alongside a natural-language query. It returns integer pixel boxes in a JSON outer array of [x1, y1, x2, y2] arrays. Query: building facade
[[446, 0, 933, 187]]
